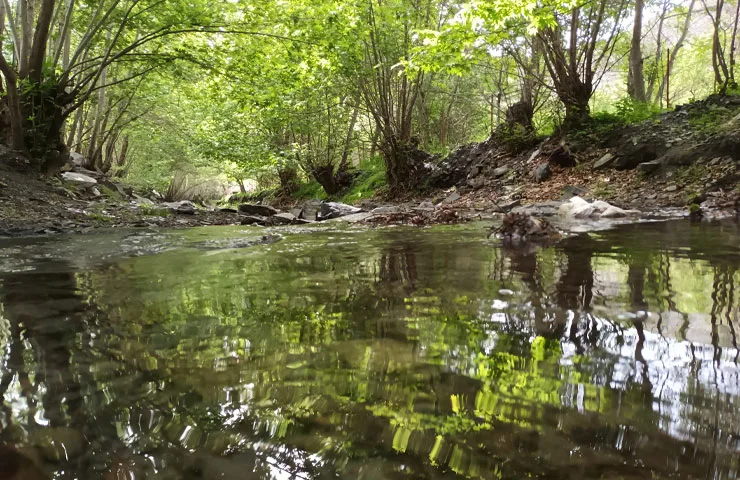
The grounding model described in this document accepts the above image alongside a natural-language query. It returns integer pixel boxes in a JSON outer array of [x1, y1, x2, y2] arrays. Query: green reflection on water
[[0, 221, 739, 479]]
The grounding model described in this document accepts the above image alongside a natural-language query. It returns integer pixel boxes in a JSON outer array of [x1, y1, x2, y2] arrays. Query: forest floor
[[1, 95, 739, 237]]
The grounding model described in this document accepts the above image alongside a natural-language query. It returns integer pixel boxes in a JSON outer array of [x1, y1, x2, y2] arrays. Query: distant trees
[[0, 0, 736, 191]]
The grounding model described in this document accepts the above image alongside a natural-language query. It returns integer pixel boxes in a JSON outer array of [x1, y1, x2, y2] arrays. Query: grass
[[86, 212, 113, 223], [139, 205, 170, 217], [288, 156, 388, 204], [338, 157, 387, 203], [99, 184, 124, 201]]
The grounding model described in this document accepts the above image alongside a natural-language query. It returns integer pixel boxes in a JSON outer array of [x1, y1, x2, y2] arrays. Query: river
[[0, 220, 738, 479]]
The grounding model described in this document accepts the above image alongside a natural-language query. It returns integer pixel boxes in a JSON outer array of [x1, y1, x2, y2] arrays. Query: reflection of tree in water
[[552, 235, 595, 347], [0, 262, 90, 477]]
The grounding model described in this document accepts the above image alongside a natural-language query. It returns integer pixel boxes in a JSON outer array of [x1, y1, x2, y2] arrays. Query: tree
[[537, 0, 629, 127], [628, 0, 647, 102]]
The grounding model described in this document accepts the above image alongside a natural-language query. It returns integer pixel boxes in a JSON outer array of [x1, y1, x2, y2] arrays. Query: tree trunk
[[28, 0, 56, 83], [339, 101, 360, 170], [656, 0, 695, 104], [116, 135, 129, 167], [628, 0, 647, 102]]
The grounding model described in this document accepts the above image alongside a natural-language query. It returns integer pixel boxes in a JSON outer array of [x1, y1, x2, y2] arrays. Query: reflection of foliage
[[0, 223, 739, 478]]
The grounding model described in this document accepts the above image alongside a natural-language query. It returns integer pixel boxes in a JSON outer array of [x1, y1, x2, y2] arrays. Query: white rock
[[61, 172, 98, 188], [69, 151, 86, 166], [559, 196, 640, 220]]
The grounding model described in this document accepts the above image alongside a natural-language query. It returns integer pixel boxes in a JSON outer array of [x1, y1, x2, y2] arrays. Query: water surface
[[0, 221, 739, 479]]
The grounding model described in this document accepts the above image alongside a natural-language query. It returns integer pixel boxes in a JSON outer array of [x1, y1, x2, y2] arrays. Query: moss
[[86, 212, 113, 223], [688, 106, 734, 134], [140, 205, 170, 217], [99, 185, 124, 201], [338, 157, 387, 203]]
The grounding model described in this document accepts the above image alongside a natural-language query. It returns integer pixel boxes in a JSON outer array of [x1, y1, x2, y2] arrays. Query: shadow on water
[[0, 220, 738, 479]]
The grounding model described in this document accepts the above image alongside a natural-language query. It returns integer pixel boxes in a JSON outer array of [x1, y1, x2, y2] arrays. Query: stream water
[[0, 220, 739, 480]]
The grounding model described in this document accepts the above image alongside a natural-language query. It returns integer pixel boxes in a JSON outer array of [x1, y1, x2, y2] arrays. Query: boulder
[[493, 212, 562, 243], [558, 196, 640, 219], [132, 194, 154, 206], [593, 153, 616, 170], [299, 200, 323, 220], [547, 145, 576, 167], [69, 152, 86, 166], [267, 212, 296, 225], [61, 172, 97, 188], [636, 160, 663, 174], [533, 163, 551, 183], [238, 204, 278, 217], [317, 202, 363, 221], [467, 176, 486, 189], [438, 192, 461, 205], [512, 201, 563, 217], [528, 149, 541, 162], [240, 215, 266, 226], [560, 196, 599, 218], [74, 167, 102, 178], [164, 201, 197, 215]]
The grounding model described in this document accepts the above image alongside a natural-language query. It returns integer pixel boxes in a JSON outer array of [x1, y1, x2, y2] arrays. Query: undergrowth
[[290, 156, 388, 204]]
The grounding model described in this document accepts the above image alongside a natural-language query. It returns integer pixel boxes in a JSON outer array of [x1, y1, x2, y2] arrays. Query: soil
[[0, 164, 239, 237]]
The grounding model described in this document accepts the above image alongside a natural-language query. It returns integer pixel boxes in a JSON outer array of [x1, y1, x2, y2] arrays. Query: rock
[[469, 165, 481, 177], [164, 201, 196, 215], [132, 194, 153, 206], [493, 212, 562, 243], [317, 202, 363, 221], [593, 153, 616, 169], [512, 201, 563, 217], [533, 163, 552, 182], [289, 208, 303, 218], [91, 187, 101, 197], [298, 200, 323, 220], [466, 176, 486, 189], [61, 172, 98, 188], [239, 215, 266, 226], [60, 163, 74, 172], [547, 145, 576, 167], [665, 184, 679, 192], [528, 149, 541, 162], [560, 185, 587, 200], [438, 192, 461, 205], [324, 212, 373, 223], [69, 152, 86, 166], [238, 204, 278, 217], [636, 160, 663, 174], [267, 212, 296, 225], [560, 196, 598, 218], [493, 166, 510, 178], [31, 427, 85, 462], [492, 199, 521, 213], [601, 205, 631, 218], [219, 208, 238, 213], [558, 196, 640, 219], [415, 201, 436, 211], [371, 206, 403, 215], [74, 167, 103, 178]]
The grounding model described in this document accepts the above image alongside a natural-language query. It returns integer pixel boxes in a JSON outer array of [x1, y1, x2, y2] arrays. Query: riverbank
[[1, 95, 739, 237]]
